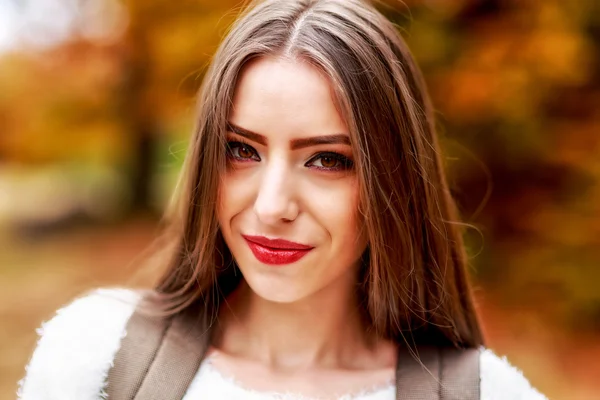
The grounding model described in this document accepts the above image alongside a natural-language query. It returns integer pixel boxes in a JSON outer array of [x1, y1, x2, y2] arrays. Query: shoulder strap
[[395, 345, 480, 400], [108, 307, 480, 400], [106, 307, 210, 400]]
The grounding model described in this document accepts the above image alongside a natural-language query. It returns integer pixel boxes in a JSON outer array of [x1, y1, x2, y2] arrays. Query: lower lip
[[244, 240, 313, 265]]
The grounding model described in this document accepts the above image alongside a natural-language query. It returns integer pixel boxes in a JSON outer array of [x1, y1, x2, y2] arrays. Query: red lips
[[242, 235, 314, 265]]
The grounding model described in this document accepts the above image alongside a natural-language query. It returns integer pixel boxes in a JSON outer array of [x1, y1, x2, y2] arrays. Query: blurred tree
[[0, 0, 241, 213], [113, 0, 241, 212], [383, 0, 600, 331]]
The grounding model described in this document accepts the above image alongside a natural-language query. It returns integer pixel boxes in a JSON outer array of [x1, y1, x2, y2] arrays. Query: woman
[[19, 0, 547, 399]]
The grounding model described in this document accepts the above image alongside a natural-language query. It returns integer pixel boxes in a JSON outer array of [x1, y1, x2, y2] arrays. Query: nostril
[[253, 166, 298, 223], [253, 193, 298, 224]]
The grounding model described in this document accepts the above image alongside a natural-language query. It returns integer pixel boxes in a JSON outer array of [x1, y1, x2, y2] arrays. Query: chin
[[251, 290, 303, 304], [240, 272, 316, 304]]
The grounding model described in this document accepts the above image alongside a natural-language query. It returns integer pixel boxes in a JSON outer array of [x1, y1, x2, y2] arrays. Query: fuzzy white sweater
[[18, 288, 548, 400]]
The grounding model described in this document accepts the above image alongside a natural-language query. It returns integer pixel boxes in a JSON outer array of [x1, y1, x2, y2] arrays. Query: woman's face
[[218, 56, 367, 303]]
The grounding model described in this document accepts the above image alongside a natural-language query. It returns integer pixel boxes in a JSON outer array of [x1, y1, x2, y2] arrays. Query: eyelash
[[225, 140, 354, 171]]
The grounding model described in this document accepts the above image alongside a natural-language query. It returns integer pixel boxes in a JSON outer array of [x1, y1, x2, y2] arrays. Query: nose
[[253, 160, 299, 224]]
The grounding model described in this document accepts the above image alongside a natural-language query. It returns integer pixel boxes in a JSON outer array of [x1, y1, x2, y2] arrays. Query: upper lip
[[242, 235, 314, 250]]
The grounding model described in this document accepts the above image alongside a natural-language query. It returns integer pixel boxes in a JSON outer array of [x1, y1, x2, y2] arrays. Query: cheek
[[307, 178, 364, 248], [217, 172, 251, 229]]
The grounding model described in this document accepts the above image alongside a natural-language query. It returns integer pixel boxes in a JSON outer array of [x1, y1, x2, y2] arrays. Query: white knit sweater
[[18, 288, 548, 400]]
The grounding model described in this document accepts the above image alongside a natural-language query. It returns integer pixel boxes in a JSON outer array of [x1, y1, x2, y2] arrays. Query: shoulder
[[18, 287, 141, 400], [479, 347, 547, 400]]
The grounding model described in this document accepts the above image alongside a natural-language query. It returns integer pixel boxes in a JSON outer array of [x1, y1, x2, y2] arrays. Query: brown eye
[[319, 156, 338, 168], [306, 152, 354, 171], [237, 145, 254, 159], [226, 141, 260, 161]]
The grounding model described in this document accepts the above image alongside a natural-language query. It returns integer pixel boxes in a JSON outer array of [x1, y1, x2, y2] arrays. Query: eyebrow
[[227, 122, 351, 149]]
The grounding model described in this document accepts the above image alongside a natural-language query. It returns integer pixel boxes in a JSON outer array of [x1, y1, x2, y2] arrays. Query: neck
[[214, 275, 374, 371]]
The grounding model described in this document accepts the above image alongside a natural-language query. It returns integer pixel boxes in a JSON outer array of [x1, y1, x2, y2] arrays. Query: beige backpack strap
[[395, 345, 480, 400], [107, 306, 210, 400], [109, 306, 480, 400]]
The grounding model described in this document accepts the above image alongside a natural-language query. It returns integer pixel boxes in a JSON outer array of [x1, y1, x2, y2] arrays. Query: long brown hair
[[149, 0, 484, 349]]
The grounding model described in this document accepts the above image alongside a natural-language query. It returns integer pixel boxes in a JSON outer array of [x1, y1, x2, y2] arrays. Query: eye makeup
[[226, 140, 261, 162], [305, 152, 354, 171], [225, 136, 354, 172]]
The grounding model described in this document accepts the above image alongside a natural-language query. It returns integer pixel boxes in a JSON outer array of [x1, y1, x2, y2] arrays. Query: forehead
[[229, 56, 348, 140]]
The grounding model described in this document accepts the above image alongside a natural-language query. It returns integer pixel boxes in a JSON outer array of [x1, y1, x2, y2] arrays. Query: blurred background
[[1, 0, 599, 398]]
